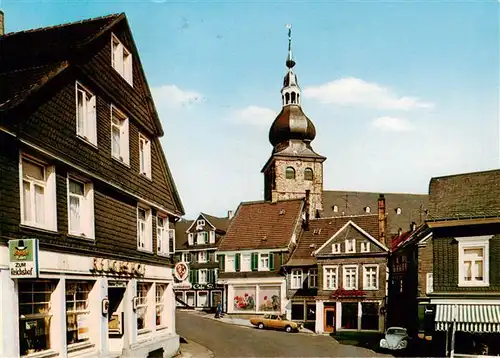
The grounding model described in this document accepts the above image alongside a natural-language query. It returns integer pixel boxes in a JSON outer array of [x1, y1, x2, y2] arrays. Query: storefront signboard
[[174, 262, 189, 281], [8, 239, 39, 278], [192, 283, 224, 290], [173, 282, 192, 289]]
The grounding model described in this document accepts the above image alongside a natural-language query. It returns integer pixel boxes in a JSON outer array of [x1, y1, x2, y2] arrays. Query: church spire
[[282, 24, 301, 107], [286, 24, 296, 69]]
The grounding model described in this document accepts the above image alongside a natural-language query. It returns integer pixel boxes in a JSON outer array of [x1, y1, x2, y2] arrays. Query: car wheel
[[258, 323, 264, 329], [285, 325, 292, 333]]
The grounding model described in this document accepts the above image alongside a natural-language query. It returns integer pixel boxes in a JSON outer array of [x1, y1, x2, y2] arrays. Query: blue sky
[[3, 0, 499, 219]]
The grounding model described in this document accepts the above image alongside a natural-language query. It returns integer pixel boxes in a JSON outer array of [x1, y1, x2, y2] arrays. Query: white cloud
[[229, 106, 277, 127], [303, 77, 434, 110], [372, 116, 416, 132], [151, 84, 205, 108]]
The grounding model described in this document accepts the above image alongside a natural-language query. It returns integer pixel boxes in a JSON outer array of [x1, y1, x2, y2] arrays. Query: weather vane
[[285, 24, 295, 68]]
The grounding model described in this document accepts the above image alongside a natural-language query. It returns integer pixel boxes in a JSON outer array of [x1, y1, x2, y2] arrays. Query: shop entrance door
[[324, 307, 336, 333], [108, 286, 125, 338]]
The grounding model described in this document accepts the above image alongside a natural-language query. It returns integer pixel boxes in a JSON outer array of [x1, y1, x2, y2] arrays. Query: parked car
[[249, 314, 302, 333], [379, 327, 409, 351]]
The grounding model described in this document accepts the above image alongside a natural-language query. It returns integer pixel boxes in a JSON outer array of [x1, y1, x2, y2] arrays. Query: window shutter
[[168, 229, 175, 254], [188, 233, 193, 246], [209, 230, 216, 244], [269, 253, 275, 271], [209, 252, 214, 262], [194, 270, 199, 284], [207, 269, 212, 284], [189, 269, 194, 283], [88, 94, 97, 143], [251, 253, 258, 271], [219, 254, 225, 271], [235, 253, 241, 272], [204, 232, 209, 244]]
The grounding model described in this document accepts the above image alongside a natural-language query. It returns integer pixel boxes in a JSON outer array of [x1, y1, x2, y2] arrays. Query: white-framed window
[[365, 206, 371, 213], [139, 134, 151, 179], [199, 269, 208, 284], [360, 242, 370, 253], [226, 254, 235, 272], [197, 219, 205, 227], [345, 238, 356, 253], [75, 82, 97, 146], [198, 251, 207, 263], [66, 281, 94, 345], [323, 266, 338, 290], [333, 205, 339, 212], [343, 265, 358, 290], [111, 105, 130, 165], [457, 236, 491, 287], [111, 33, 133, 85], [18, 280, 56, 356], [260, 253, 270, 271], [181, 252, 190, 262], [209, 230, 216, 244], [362, 265, 378, 290], [241, 253, 251, 272], [157, 216, 169, 255], [291, 269, 303, 289], [332, 243, 341, 254], [137, 282, 151, 332], [426, 272, 433, 294], [188, 233, 194, 246], [67, 176, 94, 239], [308, 268, 318, 288], [156, 284, 166, 328], [137, 206, 152, 251], [197, 232, 208, 245], [20, 155, 57, 231]]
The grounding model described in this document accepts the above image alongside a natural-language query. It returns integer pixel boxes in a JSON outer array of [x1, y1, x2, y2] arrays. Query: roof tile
[[218, 199, 304, 251]]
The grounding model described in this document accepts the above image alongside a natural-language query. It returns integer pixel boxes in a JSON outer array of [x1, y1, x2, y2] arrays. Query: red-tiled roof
[[286, 214, 379, 266], [217, 199, 304, 251]]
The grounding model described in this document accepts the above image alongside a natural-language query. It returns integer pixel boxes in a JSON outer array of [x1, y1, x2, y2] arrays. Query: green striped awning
[[435, 304, 500, 333]]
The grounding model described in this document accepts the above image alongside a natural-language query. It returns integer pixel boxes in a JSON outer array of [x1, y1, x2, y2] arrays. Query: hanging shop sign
[[173, 282, 192, 290], [9, 239, 39, 278], [192, 283, 224, 290], [91, 258, 146, 276], [174, 262, 189, 281]]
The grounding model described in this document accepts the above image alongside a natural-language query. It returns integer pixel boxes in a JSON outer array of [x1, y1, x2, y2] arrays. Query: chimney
[[304, 190, 311, 230], [227, 210, 234, 219], [0, 10, 4, 36], [378, 194, 386, 246]]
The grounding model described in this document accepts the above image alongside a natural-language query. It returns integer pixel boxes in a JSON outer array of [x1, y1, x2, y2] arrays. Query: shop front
[[314, 297, 385, 334], [220, 277, 287, 315], [0, 239, 179, 358], [288, 298, 318, 330], [174, 283, 225, 311]]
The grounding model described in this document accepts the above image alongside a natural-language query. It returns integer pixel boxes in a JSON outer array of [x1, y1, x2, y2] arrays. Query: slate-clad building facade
[[173, 213, 230, 310], [426, 169, 500, 357], [0, 13, 184, 358]]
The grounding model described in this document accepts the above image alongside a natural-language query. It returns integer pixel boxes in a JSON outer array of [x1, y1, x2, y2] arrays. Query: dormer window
[[332, 243, 341, 254], [365, 206, 371, 213], [197, 219, 205, 227], [304, 168, 313, 181], [396, 208, 402, 215], [360, 242, 370, 253], [345, 238, 356, 253], [285, 167, 295, 179], [111, 33, 133, 86], [333, 205, 338, 213]]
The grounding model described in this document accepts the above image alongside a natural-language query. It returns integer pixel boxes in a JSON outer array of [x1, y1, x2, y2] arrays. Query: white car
[[379, 327, 409, 351]]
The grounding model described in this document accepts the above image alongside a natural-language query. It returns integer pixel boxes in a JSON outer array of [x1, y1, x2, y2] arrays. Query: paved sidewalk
[[182, 309, 316, 335], [175, 336, 214, 358]]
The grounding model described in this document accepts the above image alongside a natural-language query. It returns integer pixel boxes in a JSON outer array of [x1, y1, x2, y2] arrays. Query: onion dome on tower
[[269, 25, 318, 153]]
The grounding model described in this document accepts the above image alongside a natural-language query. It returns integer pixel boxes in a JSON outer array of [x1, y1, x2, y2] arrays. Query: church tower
[[261, 25, 326, 219]]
